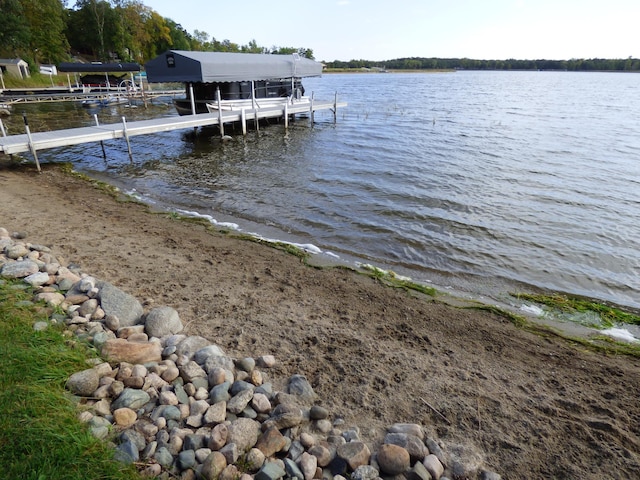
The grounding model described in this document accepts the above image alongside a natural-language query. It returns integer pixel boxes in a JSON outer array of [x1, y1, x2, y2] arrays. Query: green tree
[[0, 0, 31, 57], [21, 0, 69, 64]]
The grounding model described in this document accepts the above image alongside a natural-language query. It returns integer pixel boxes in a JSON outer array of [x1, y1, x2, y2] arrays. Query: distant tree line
[[325, 57, 640, 72], [0, 0, 314, 69]]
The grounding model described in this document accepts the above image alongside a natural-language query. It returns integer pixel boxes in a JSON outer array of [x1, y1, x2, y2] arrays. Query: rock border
[[0, 226, 501, 480]]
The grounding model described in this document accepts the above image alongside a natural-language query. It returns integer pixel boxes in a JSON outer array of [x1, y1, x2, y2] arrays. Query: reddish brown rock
[[101, 338, 162, 364]]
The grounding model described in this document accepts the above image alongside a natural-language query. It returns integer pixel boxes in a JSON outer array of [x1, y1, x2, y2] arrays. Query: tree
[[0, 0, 31, 57], [21, 0, 69, 64]]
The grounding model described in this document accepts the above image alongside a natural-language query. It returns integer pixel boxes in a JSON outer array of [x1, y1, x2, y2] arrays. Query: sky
[[142, 0, 639, 61]]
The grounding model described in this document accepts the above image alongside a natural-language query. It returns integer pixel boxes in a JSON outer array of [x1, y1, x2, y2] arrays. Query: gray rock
[[384, 432, 428, 462], [119, 429, 146, 451], [154, 446, 174, 468], [210, 381, 232, 404], [175, 336, 211, 360], [5, 243, 29, 259], [177, 449, 196, 471], [205, 353, 235, 373], [66, 368, 100, 396], [174, 383, 189, 404], [112, 388, 151, 410], [227, 418, 261, 453], [204, 401, 227, 424], [97, 281, 143, 327], [255, 461, 286, 480], [145, 306, 183, 338], [284, 458, 304, 479], [194, 344, 226, 364], [179, 360, 207, 383], [480, 471, 502, 480], [220, 442, 240, 464], [24, 271, 50, 287], [286, 374, 316, 400], [235, 357, 256, 372], [114, 440, 139, 464], [423, 454, 444, 480], [184, 434, 205, 451], [33, 321, 49, 331], [1, 260, 39, 278], [310, 405, 329, 420], [162, 405, 182, 421], [352, 465, 380, 480]]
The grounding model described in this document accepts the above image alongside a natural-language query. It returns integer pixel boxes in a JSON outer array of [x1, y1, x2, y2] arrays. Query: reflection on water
[[5, 72, 640, 310]]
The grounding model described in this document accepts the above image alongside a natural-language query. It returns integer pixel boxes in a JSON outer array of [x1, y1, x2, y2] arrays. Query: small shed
[[145, 51, 322, 83], [0, 58, 30, 79]]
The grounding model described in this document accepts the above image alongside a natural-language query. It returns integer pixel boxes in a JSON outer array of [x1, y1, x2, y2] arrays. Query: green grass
[[515, 293, 640, 328], [0, 280, 142, 480]]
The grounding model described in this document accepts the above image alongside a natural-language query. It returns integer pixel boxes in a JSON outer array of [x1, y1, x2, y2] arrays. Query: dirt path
[[1, 163, 639, 479]]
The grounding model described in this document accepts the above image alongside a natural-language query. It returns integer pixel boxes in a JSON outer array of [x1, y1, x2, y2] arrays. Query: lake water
[[5, 71, 640, 310]]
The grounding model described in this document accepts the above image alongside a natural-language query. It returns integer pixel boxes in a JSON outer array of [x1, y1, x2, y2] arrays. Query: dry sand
[[1, 163, 639, 479]]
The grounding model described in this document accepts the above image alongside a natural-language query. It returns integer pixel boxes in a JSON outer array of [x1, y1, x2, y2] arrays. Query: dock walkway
[[0, 100, 346, 157]]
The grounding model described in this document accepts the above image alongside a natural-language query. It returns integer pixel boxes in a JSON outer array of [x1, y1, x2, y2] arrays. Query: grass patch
[[0, 280, 141, 480], [514, 293, 640, 328], [358, 263, 437, 297]]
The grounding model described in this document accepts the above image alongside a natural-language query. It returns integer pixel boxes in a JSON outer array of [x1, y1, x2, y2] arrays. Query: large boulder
[[144, 306, 183, 338], [97, 281, 143, 327]]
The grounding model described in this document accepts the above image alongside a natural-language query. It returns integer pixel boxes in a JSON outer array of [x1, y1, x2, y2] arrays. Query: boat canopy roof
[[58, 62, 141, 73], [145, 50, 322, 83]]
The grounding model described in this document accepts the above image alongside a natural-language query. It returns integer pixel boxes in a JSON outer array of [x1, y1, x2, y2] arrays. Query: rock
[[114, 440, 139, 464], [480, 471, 503, 480], [423, 454, 444, 479], [309, 405, 329, 420], [202, 451, 228, 480], [284, 458, 305, 479], [255, 461, 287, 480], [1, 259, 39, 278], [245, 448, 266, 472], [175, 336, 211, 360], [104, 314, 120, 331], [227, 388, 254, 415], [236, 357, 256, 372], [251, 393, 272, 414], [408, 461, 432, 480], [180, 360, 207, 383], [113, 407, 137, 427], [5, 243, 29, 259], [66, 368, 100, 396], [256, 355, 276, 368], [101, 338, 162, 364], [154, 446, 174, 468], [24, 271, 50, 287], [97, 281, 143, 326], [226, 418, 260, 453], [145, 306, 183, 337], [34, 291, 65, 307], [336, 442, 371, 470], [308, 444, 332, 467], [78, 298, 99, 317], [220, 443, 240, 464], [377, 444, 410, 475], [384, 432, 428, 462], [195, 344, 227, 364], [287, 374, 316, 400], [209, 423, 229, 450], [299, 452, 317, 480], [255, 426, 287, 457], [177, 449, 197, 471], [112, 388, 151, 410], [352, 465, 380, 480], [204, 401, 227, 424], [389, 423, 424, 438]]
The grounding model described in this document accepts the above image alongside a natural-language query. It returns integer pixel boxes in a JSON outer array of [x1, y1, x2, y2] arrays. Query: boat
[[145, 51, 322, 116]]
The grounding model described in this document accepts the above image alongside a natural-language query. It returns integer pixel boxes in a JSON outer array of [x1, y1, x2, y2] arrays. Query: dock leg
[[216, 88, 224, 138], [0, 118, 6, 137], [121, 116, 133, 163], [241, 108, 247, 136], [94, 114, 107, 159], [334, 92, 338, 124], [23, 115, 41, 173], [310, 92, 315, 124], [284, 102, 289, 130]]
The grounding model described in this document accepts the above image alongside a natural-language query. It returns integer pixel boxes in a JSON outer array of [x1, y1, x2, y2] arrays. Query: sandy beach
[[1, 162, 639, 478]]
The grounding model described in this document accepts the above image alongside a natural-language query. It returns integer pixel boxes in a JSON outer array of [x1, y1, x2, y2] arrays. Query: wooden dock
[[0, 99, 346, 164]]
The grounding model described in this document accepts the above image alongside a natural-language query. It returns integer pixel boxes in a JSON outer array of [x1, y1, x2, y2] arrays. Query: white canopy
[[145, 51, 322, 83]]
